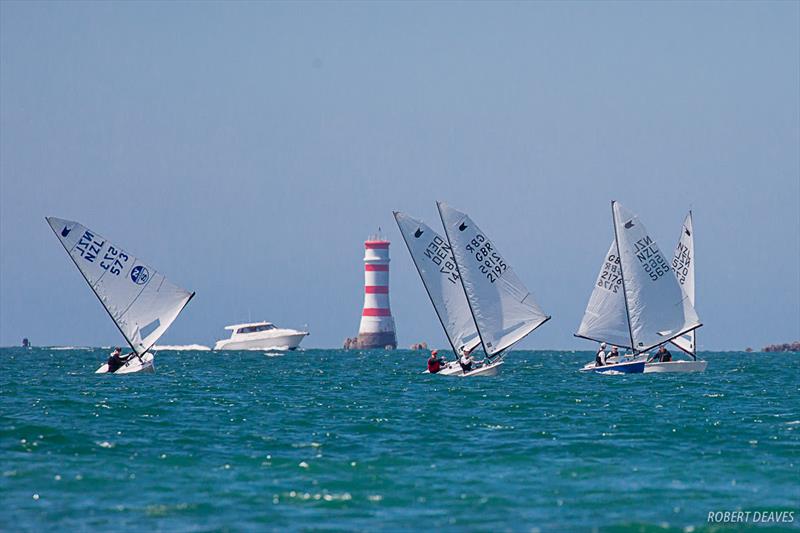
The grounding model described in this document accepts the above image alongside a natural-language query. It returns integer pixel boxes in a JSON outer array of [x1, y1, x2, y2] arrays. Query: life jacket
[[428, 358, 441, 373], [595, 350, 604, 366]]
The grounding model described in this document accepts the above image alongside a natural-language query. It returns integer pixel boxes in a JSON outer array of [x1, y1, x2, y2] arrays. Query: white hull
[[214, 333, 307, 351], [424, 359, 504, 377], [644, 360, 707, 373], [95, 353, 155, 374]]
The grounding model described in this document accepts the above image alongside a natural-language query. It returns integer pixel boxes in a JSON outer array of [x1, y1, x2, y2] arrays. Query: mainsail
[[46, 217, 194, 355], [437, 202, 549, 356], [575, 241, 633, 349], [670, 211, 696, 355], [611, 202, 701, 353], [393, 212, 481, 355]]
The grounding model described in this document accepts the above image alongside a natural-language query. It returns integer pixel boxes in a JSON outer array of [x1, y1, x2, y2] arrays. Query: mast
[[436, 202, 490, 359], [393, 212, 461, 357], [610, 201, 637, 354]]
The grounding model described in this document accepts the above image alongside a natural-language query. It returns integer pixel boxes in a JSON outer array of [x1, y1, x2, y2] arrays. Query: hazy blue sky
[[1, 1, 798, 350]]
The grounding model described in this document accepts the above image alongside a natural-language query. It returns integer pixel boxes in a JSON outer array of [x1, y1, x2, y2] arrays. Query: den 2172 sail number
[[465, 234, 507, 283], [423, 236, 460, 284], [598, 254, 622, 293], [633, 236, 670, 281]]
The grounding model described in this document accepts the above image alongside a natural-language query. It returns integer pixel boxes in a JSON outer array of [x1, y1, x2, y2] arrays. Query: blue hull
[[592, 360, 645, 374]]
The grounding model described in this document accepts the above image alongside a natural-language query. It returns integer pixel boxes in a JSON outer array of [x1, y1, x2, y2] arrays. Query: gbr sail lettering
[[465, 234, 507, 283], [597, 253, 622, 293], [423, 236, 459, 284], [672, 242, 691, 285], [633, 235, 670, 281]]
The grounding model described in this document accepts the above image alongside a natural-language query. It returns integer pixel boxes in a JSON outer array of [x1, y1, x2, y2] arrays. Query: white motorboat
[[95, 352, 155, 374], [214, 322, 308, 351], [46, 217, 194, 375], [574, 202, 702, 373]]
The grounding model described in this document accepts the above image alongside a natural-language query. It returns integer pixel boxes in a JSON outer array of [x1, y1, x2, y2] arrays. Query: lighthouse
[[353, 233, 397, 349]]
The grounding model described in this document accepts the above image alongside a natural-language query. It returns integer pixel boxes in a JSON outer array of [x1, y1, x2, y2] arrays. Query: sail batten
[[437, 202, 549, 355], [394, 212, 479, 356], [46, 217, 193, 355]]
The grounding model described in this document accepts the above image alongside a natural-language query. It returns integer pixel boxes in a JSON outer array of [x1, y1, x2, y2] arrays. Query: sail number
[[465, 234, 507, 283], [100, 246, 129, 276], [598, 254, 622, 293], [74, 230, 129, 276], [672, 242, 691, 285], [424, 236, 460, 284], [634, 236, 670, 281]]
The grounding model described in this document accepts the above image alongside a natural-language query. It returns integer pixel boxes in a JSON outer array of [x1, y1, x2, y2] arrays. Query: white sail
[[670, 211, 696, 354], [393, 212, 481, 355], [575, 241, 633, 349], [611, 202, 700, 352], [437, 202, 549, 356], [46, 217, 194, 355]]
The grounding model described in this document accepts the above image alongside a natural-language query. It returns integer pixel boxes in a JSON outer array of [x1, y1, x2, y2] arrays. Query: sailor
[[106, 347, 125, 373], [607, 346, 620, 362], [595, 342, 607, 366], [460, 352, 476, 373], [649, 345, 672, 363], [427, 350, 443, 374]]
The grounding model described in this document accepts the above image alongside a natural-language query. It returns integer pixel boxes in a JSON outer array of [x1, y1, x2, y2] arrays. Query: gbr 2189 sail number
[[465, 234, 507, 283]]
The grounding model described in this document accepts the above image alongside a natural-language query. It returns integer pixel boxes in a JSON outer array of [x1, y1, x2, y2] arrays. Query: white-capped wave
[[152, 344, 211, 351]]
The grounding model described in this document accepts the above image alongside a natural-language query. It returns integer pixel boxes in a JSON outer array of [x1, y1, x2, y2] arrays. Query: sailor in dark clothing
[[648, 345, 672, 363], [106, 347, 130, 373], [595, 342, 607, 366]]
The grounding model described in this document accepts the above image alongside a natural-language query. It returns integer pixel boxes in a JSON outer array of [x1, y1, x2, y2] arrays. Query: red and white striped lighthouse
[[355, 234, 397, 349]]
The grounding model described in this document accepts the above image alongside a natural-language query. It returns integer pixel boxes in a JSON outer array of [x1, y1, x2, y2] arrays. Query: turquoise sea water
[[1, 348, 797, 531]]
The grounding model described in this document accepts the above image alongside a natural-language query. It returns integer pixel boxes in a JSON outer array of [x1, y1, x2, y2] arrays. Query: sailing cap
[[600, 342, 607, 348], [431, 350, 438, 356]]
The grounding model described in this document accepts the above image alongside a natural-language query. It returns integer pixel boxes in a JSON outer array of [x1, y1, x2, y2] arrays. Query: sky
[[1, 1, 798, 351]]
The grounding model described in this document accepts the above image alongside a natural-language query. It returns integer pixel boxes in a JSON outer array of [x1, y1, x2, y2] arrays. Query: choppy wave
[[152, 344, 211, 351]]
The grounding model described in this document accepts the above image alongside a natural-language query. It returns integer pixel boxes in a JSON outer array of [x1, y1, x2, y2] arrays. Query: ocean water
[[1, 348, 797, 532]]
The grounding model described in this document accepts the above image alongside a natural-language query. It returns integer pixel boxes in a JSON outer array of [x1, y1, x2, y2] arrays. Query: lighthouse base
[[352, 331, 397, 350]]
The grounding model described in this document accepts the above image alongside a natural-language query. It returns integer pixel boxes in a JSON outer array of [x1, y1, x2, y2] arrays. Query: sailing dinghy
[[575, 202, 702, 373], [394, 211, 485, 376], [46, 217, 194, 374], [436, 202, 550, 375]]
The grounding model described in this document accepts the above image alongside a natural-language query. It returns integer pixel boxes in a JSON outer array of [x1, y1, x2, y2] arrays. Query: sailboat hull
[[424, 359, 504, 377], [644, 360, 707, 373], [580, 360, 645, 374], [95, 353, 155, 374]]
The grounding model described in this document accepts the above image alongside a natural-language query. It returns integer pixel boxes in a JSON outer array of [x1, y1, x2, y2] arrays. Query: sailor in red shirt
[[427, 349, 443, 373]]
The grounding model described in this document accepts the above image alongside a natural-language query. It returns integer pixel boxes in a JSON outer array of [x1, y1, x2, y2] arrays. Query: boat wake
[[152, 344, 211, 351]]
